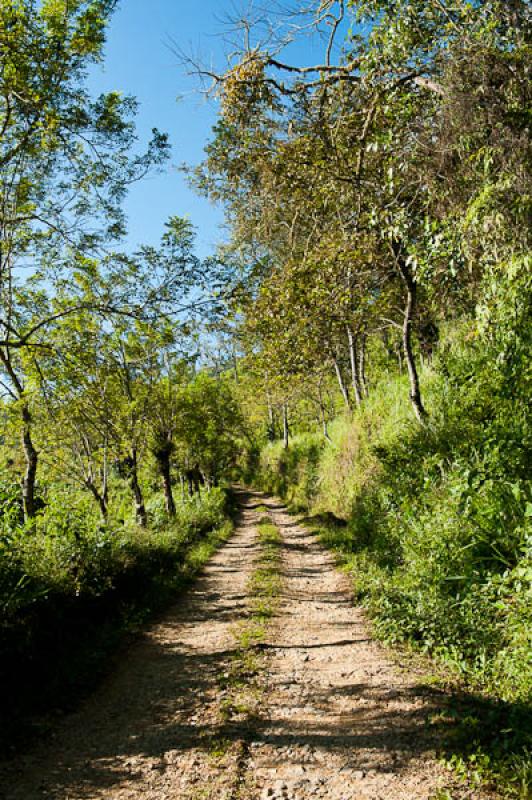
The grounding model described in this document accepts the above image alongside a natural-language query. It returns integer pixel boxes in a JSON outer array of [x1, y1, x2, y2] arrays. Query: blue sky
[[88, 0, 230, 259], [88, 1, 348, 260]]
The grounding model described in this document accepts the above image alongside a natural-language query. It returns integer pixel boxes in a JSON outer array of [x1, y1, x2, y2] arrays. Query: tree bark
[[346, 327, 363, 407], [267, 393, 276, 441], [332, 356, 351, 410], [21, 402, 38, 521], [318, 392, 331, 442], [0, 351, 39, 522], [396, 257, 427, 422], [159, 452, 176, 517], [282, 403, 290, 449], [128, 448, 147, 527], [86, 480, 108, 522], [359, 333, 369, 397]]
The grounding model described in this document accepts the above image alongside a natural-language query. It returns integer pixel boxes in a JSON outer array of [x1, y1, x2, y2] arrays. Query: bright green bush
[[0, 485, 230, 621], [0, 481, 233, 748], [251, 330, 531, 704], [258, 433, 324, 510]]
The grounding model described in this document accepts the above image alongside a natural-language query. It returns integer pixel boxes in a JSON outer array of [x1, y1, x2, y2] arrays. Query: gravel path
[[242, 499, 456, 800], [0, 490, 478, 800]]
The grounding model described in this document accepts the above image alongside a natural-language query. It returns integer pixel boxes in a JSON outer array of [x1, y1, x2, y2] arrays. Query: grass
[[201, 514, 282, 784], [0, 497, 236, 755], [249, 521, 282, 621], [215, 513, 282, 724], [249, 345, 531, 800], [308, 513, 532, 800]]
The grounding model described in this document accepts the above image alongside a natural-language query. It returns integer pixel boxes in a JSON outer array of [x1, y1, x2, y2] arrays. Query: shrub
[[249, 335, 531, 704], [258, 433, 324, 510]]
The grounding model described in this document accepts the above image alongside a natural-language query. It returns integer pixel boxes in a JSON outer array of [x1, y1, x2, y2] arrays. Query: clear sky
[[88, 0, 231, 259], [88, 1, 346, 260]]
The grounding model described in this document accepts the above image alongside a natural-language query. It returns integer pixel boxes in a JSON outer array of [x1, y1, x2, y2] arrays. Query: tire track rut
[[240, 498, 472, 800], [0, 490, 480, 800]]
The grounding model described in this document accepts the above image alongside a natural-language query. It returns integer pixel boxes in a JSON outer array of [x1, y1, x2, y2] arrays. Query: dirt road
[[0, 490, 475, 800]]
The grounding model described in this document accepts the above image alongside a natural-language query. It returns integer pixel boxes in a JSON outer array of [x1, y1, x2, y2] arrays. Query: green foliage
[[177, 372, 242, 483], [0, 486, 230, 620], [258, 434, 324, 511], [249, 518, 282, 621], [0, 482, 233, 745], [211, 4, 531, 796], [250, 321, 531, 796], [252, 327, 532, 706]]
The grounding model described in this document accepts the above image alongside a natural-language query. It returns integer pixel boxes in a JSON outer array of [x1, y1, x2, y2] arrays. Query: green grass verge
[[309, 514, 531, 800], [0, 507, 235, 755], [216, 514, 282, 723]]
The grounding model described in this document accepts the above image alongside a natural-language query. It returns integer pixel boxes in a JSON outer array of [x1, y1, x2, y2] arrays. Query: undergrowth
[[249, 327, 531, 798], [0, 486, 234, 751]]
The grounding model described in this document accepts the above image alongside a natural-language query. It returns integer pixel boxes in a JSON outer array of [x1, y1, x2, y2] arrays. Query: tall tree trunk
[[322, 412, 331, 442], [396, 257, 427, 422], [317, 391, 331, 442], [397, 342, 403, 374], [86, 480, 108, 522], [102, 447, 109, 518], [381, 328, 395, 361], [159, 452, 176, 517], [0, 351, 39, 522], [346, 327, 363, 407], [266, 393, 276, 441], [332, 357, 351, 410], [21, 402, 38, 521], [282, 403, 289, 449], [359, 333, 369, 397], [129, 448, 147, 527]]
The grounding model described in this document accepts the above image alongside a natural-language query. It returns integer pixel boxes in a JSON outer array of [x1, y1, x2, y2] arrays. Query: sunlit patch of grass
[[215, 517, 282, 726], [220, 693, 251, 721], [207, 735, 232, 760], [440, 705, 532, 800], [184, 520, 234, 575], [250, 521, 282, 616]]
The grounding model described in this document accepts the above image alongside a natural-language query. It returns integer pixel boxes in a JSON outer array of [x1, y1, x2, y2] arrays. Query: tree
[[15, 213, 207, 524], [193, 0, 529, 425], [0, 0, 169, 520], [177, 372, 241, 486]]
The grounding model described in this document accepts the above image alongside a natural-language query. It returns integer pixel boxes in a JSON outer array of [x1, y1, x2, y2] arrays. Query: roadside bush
[[258, 433, 324, 510], [250, 334, 531, 704], [0, 484, 232, 740], [1, 486, 230, 617]]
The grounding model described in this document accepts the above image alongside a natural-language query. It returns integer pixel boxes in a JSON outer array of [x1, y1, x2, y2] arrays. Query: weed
[[248, 338, 531, 798], [217, 514, 282, 727], [0, 488, 235, 751], [208, 736, 232, 760]]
